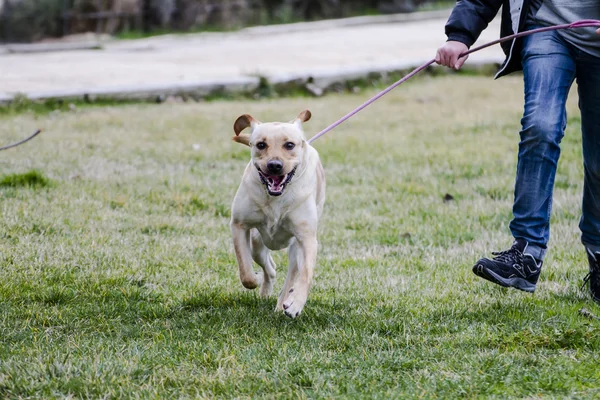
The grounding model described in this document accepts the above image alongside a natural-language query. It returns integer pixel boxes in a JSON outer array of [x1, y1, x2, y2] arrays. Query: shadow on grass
[[5, 268, 598, 350], [178, 288, 349, 331], [2, 273, 349, 342]]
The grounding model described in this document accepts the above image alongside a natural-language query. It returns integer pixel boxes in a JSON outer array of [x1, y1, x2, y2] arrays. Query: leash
[[0, 129, 43, 151], [308, 19, 600, 144]]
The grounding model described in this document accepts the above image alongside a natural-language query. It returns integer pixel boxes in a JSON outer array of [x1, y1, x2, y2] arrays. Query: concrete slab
[[0, 11, 505, 103]]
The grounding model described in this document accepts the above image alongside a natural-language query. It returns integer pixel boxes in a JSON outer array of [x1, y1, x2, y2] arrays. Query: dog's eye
[[284, 142, 295, 150], [256, 142, 267, 150]]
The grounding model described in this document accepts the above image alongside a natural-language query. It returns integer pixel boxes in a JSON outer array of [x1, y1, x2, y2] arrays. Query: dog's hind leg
[[276, 238, 301, 311], [250, 229, 276, 297], [231, 223, 262, 290]]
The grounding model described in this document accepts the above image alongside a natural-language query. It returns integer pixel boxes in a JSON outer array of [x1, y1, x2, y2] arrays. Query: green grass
[[0, 95, 160, 117], [1, 75, 599, 398], [0, 170, 51, 188]]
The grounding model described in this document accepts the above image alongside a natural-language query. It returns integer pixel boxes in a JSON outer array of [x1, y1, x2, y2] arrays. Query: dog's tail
[[0, 129, 43, 151]]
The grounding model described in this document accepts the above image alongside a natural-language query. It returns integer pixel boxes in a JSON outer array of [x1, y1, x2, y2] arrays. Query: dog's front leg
[[276, 239, 300, 311], [231, 222, 262, 290], [282, 235, 317, 318]]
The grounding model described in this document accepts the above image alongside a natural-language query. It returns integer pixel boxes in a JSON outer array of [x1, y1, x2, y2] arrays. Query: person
[[435, 1, 600, 302]]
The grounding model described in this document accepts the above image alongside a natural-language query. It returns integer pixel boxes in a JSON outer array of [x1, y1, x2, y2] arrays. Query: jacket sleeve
[[445, 0, 504, 47]]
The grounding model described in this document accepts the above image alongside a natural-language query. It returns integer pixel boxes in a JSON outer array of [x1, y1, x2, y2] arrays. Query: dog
[[230, 110, 325, 318]]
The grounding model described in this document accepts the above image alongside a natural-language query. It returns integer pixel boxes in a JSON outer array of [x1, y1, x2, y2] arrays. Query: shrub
[[0, 0, 63, 42]]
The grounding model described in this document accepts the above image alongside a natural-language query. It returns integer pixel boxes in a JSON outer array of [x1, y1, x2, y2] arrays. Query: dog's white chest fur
[[257, 210, 293, 250], [261, 203, 287, 235], [239, 182, 302, 250]]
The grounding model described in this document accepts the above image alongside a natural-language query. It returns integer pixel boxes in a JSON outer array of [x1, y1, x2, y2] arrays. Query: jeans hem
[[583, 242, 600, 255], [523, 242, 546, 261]]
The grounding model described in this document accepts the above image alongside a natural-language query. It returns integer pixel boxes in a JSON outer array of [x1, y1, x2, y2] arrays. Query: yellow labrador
[[230, 110, 326, 318]]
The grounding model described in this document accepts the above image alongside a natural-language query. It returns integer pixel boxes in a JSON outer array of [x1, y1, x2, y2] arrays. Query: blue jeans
[[509, 28, 600, 261]]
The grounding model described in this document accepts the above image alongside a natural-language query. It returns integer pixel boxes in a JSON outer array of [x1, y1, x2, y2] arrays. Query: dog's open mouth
[[257, 166, 297, 196]]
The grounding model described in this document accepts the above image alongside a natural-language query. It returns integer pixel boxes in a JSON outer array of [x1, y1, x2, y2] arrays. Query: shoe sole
[[473, 264, 536, 293]]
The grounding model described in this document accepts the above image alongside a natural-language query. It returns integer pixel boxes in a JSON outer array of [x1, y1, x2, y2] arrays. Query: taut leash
[[0, 129, 43, 151], [308, 20, 600, 144]]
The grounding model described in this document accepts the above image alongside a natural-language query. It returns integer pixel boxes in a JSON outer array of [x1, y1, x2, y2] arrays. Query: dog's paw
[[260, 277, 274, 298], [240, 271, 263, 290], [275, 297, 285, 312], [275, 286, 293, 311], [282, 292, 306, 318]]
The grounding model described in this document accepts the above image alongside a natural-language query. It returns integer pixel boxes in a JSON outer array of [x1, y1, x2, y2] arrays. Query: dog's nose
[[267, 160, 283, 174]]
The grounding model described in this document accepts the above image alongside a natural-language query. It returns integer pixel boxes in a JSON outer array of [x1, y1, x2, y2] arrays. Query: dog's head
[[233, 110, 311, 196]]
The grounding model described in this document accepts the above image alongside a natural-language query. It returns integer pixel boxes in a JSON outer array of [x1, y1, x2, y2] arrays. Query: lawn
[[1, 75, 599, 399]]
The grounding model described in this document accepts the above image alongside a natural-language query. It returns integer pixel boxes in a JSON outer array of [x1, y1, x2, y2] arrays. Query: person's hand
[[597, 28, 600, 35], [435, 41, 469, 70]]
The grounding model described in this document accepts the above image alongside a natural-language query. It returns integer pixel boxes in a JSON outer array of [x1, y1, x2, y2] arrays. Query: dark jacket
[[445, 0, 531, 78]]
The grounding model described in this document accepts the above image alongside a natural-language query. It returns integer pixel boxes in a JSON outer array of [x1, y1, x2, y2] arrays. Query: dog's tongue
[[270, 175, 284, 184], [268, 175, 285, 191]]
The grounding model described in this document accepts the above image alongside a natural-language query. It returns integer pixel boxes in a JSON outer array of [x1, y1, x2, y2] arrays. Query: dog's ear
[[233, 114, 260, 147], [292, 110, 311, 126], [232, 134, 251, 146], [234, 114, 260, 136]]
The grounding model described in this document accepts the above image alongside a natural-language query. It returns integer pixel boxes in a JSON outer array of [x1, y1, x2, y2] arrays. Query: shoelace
[[582, 256, 600, 291], [491, 247, 524, 265]]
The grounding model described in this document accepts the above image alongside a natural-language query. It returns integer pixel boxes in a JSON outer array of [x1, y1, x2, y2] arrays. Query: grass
[[0, 170, 51, 189], [1, 75, 599, 398], [0, 95, 157, 118]]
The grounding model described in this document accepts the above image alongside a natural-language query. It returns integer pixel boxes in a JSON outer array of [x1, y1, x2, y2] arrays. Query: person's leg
[[473, 29, 576, 292], [576, 51, 600, 303], [508, 30, 577, 261], [576, 52, 600, 253]]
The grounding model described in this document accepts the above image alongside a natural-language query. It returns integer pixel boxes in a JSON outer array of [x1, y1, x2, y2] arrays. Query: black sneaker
[[472, 239, 542, 293], [583, 249, 600, 304]]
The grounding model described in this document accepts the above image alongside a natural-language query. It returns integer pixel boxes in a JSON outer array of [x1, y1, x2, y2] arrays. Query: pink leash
[[308, 19, 600, 144]]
